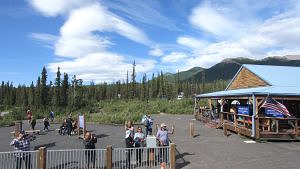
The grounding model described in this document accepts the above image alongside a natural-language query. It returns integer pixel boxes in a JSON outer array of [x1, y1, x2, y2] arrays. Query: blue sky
[[1, 0, 300, 85]]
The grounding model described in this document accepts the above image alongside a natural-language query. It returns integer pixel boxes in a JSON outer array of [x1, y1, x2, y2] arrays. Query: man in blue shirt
[[156, 123, 174, 164], [10, 130, 31, 169]]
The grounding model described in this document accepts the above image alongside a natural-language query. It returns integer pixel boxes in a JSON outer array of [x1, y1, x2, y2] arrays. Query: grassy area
[[0, 99, 195, 126]]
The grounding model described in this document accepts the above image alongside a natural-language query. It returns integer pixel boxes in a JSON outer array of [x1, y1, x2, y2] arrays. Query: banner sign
[[237, 106, 249, 115], [265, 108, 284, 117], [79, 115, 84, 128]]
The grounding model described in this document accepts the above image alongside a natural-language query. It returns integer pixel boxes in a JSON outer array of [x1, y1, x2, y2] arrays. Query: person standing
[[134, 126, 145, 166], [83, 132, 97, 169], [145, 114, 153, 136], [156, 123, 174, 163], [30, 116, 36, 130], [66, 115, 73, 136], [10, 130, 31, 169], [125, 121, 134, 169], [50, 111, 55, 122], [26, 110, 32, 124], [43, 117, 50, 131]]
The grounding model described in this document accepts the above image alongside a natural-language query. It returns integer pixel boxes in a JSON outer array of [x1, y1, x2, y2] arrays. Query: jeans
[[85, 150, 96, 168], [15, 154, 31, 169]]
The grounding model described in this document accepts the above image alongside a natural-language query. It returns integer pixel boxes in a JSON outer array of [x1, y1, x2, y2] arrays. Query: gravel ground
[[1, 114, 300, 169]]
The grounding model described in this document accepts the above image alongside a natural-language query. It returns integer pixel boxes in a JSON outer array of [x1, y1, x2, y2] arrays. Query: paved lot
[[1, 114, 300, 169]]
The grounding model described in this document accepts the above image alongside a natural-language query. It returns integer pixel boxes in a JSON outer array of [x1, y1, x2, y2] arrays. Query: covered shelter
[[195, 64, 300, 140]]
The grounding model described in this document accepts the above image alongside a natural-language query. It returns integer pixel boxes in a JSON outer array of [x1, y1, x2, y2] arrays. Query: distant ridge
[[165, 56, 300, 83]]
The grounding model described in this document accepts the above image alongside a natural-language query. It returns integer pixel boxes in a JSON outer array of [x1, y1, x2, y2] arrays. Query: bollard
[[189, 122, 194, 138], [223, 123, 228, 137]]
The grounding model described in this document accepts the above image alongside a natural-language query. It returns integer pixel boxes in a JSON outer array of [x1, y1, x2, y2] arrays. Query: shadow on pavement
[[34, 142, 56, 150], [175, 148, 194, 169], [95, 134, 109, 138]]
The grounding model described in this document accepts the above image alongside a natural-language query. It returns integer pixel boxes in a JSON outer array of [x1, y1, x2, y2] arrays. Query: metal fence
[[113, 146, 170, 169], [0, 144, 175, 169], [0, 150, 38, 169], [47, 149, 106, 169]]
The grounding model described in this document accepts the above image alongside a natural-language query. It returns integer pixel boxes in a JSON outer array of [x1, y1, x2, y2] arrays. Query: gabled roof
[[198, 64, 300, 98], [226, 64, 300, 90]]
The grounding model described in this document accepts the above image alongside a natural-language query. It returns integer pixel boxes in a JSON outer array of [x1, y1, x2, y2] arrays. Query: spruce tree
[[40, 66, 48, 108], [61, 73, 69, 107], [54, 67, 61, 107]]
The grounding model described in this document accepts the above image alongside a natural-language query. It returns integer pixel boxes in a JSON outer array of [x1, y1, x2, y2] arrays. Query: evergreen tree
[[131, 61, 136, 99], [61, 73, 69, 107], [40, 67, 48, 108], [54, 67, 61, 107], [28, 81, 35, 106]]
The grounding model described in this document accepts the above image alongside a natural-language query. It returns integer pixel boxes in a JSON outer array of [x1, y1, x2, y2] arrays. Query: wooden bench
[[11, 130, 41, 135]]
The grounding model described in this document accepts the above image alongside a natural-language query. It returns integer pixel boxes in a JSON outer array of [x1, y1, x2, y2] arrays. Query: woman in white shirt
[[134, 126, 145, 166]]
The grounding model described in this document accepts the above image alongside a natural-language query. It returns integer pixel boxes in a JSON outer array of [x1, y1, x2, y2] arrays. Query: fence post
[[38, 147, 46, 169], [170, 143, 176, 169], [189, 122, 194, 138], [106, 145, 112, 169]]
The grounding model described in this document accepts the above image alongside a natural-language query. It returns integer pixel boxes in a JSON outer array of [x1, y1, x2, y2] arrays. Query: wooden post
[[38, 147, 46, 169], [223, 123, 228, 137], [189, 122, 194, 138], [255, 117, 260, 140], [295, 119, 298, 139], [170, 143, 176, 169], [106, 145, 112, 169]]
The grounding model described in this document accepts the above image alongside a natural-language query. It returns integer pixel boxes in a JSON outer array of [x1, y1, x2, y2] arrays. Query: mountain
[[166, 56, 300, 83], [164, 66, 203, 83]]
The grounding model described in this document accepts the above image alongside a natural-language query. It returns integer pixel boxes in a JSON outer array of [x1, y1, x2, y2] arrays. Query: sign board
[[146, 135, 157, 148], [79, 115, 84, 128], [265, 108, 284, 117], [237, 106, 249, 115]]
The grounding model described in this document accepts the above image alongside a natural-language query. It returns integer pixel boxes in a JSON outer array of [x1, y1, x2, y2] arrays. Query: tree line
[[0, 62, 228, 114]]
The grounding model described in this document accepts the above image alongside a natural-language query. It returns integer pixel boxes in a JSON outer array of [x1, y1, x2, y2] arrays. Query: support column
[[252, 95, 256, 138], [106, 145, 112, 169]]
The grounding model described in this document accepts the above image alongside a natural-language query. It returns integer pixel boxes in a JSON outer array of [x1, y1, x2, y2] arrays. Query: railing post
[[38, 147, 46, 169], [189, 122, 194, 138], [106, 145, 112, 169], [170, 143, 176, 169]]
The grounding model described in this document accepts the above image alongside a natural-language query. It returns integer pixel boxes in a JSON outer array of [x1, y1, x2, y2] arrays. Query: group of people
[[124, 115, 174, 168], [26, 109, 55, 131], [59, 115, 78, 136], [11, 113, 174, 169]]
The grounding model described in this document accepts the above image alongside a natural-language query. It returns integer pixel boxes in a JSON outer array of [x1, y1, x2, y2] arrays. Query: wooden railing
[[220, 111, 300, 139], [255, 117, 299, 139]]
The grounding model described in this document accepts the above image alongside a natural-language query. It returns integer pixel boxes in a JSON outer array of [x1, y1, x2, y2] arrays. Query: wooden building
[[195, 64, 300, 140]]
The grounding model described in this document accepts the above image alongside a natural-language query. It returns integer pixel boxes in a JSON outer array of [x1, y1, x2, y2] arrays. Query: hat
[[160, 123, 167, 128]]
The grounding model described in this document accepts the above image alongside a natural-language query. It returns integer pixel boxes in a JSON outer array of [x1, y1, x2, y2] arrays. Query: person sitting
[[72, 121, 78, 135], [59, 120, 67, 135]]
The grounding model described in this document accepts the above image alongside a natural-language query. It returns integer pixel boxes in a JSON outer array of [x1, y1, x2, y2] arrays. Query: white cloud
[[148, 47, 164, 57], [28, 0, 93, 17], [29, 33, 58, 48], [162, 52, 188, 63], [172, 0, 300, 70], [103, 0, 180, 31], [177, 36, 207, 50], [55, 4, 151, 58], [189, 3, 236, 37], [48, 52, 155, 83]]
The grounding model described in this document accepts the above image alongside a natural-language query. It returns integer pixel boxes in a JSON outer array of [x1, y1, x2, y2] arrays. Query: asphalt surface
[[1, 114, 300, 169]]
